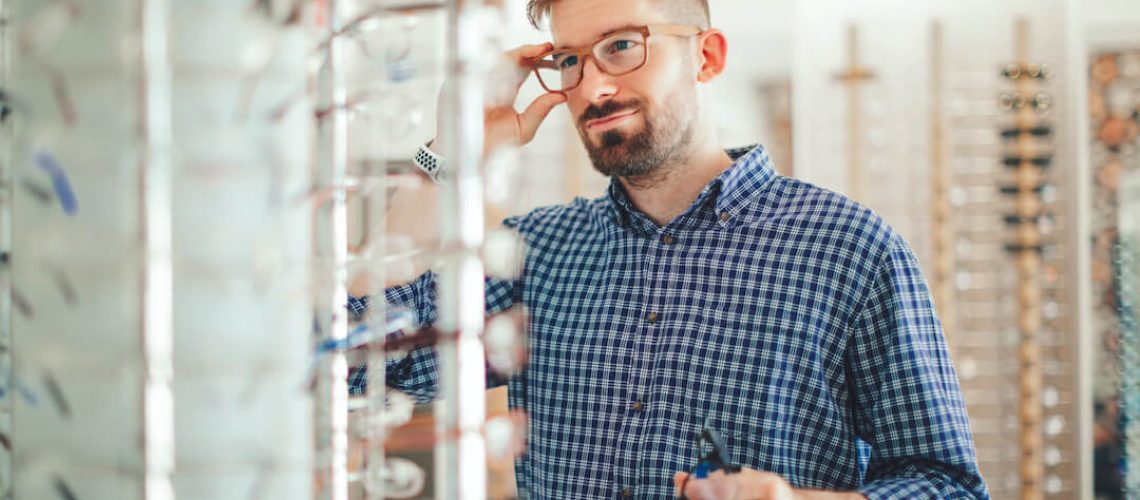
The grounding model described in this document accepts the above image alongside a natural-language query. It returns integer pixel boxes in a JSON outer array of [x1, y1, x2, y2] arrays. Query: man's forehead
[[548, 0, 661, 48]]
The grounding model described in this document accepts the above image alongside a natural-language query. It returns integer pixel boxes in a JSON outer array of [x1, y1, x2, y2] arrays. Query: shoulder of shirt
[[500, 196, 607, 236], [764, 175, 901, 264]]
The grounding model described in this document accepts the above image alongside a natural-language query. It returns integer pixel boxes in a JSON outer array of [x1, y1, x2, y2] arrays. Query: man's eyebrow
[[553, 24, 641, 51]]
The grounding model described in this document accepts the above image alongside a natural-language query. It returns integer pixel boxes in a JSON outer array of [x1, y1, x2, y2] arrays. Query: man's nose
[[576, 56, 618, 105]]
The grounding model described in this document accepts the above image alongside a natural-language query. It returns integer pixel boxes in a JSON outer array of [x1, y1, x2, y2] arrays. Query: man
[[353, 0, 989, 498]]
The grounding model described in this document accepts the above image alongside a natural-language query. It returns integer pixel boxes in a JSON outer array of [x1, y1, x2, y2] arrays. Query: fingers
[[507, 42, 555, 64], [736, 470, 796, 500], [673, 472, 690, 497], [673, 471, 720, 499], [676, 473, 720, 500], [675, 470, 765, 500], [485, 42, 554, 108], [507, 42, 555, 90], [517, 91, 567, 143]]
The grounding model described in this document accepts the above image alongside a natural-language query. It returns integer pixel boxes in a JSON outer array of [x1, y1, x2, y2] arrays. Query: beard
[[576, 87, 697, 179]]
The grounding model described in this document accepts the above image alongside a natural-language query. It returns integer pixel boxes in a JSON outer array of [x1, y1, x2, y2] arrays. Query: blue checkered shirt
[[350, 145, 988, 499]]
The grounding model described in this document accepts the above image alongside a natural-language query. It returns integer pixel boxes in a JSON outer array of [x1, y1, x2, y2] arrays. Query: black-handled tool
[[677, 424, 741, 499]]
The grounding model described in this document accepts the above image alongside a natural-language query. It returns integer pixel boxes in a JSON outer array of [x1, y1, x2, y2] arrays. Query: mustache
[[579, 100, 643, 126]]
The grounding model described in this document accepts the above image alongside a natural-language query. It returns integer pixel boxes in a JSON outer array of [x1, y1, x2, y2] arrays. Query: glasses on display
[[1002, 62, 1053, 81], [999, 92, 1053, 113], [1001, 125, 1052, 139], [530, 24, 702, 93], [361, 457, 426, 499], [17, 1, 82, 127]]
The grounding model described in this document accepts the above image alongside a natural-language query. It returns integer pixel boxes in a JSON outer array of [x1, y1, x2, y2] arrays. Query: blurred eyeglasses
[[998, 92, 1052, 113], [1002, 62, 1052, 81], [531, 24, 703, 93]]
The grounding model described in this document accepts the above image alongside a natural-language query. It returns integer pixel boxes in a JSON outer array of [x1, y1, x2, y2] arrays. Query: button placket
[[615, 231, 670, 490]]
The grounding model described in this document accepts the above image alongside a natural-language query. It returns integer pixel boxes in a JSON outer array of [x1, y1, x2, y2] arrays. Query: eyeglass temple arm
[[532, 58, 559, 70]]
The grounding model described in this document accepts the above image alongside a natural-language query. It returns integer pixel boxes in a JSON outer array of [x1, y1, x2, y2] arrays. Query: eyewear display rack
[[0, 0, 513, 498], [2, 1, 315, 498], [0, 0, 12, 496], [929, 21, 956, 351], [999, 19, 1052, 500]]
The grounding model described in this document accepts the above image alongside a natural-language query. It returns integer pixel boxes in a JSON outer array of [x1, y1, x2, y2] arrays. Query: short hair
[[526, 0, 710, 30]]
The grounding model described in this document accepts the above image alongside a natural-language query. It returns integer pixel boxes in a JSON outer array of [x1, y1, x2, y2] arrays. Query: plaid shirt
[[351, 145, 988, 499]]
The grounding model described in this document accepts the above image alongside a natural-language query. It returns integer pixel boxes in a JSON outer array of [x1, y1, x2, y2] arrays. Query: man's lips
[[585, 109, 638, 131]]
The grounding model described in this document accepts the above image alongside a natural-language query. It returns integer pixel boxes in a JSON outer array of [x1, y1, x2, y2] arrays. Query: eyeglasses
[[1002, 62, 1052, 81], [531, 24, 703, 93], [998, 92, 1052, 113]]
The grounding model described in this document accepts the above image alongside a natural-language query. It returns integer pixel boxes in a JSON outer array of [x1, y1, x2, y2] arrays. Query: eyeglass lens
[[534, 30, 648, 91]]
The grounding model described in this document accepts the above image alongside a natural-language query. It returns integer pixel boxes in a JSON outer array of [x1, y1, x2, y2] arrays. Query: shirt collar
[[606, 144, 777, 230], [714, 144, 778, 223]]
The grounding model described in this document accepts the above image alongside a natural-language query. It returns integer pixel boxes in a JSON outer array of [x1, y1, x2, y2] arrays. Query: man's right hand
[[372, 45, 565, 292], [431, 42, 567, 156]]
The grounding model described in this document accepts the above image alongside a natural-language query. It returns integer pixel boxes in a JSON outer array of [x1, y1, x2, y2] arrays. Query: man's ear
[[695, 28, 727, 83]]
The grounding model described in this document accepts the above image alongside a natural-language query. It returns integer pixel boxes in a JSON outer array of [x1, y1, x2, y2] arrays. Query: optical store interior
[[2, 0, 1140, 499]]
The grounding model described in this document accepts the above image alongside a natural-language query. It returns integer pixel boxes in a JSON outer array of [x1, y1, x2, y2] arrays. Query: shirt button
[[621, 487, 633, 498], [631, 400, 645, 411], [646, 312, 659, 324], [719, 211, 731, 222], [661, 234, 676, 245]]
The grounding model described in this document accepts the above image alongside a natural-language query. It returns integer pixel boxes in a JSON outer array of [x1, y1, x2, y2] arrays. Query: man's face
[[549, 0, 699, 178]]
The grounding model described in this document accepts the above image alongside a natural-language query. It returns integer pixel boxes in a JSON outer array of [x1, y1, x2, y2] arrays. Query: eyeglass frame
[[529, 23, 705, 93]]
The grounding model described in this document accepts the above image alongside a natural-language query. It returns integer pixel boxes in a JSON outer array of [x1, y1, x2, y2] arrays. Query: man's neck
[[618, 145, 735, 227]]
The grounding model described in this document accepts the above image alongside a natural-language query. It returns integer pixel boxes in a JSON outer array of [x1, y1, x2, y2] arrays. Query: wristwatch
[[413, 143, 446, 183]]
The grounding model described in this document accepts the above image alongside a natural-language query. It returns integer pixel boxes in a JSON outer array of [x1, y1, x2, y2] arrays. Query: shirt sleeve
[[847, 235, 989, 499], [347, 269, 520, 403]]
